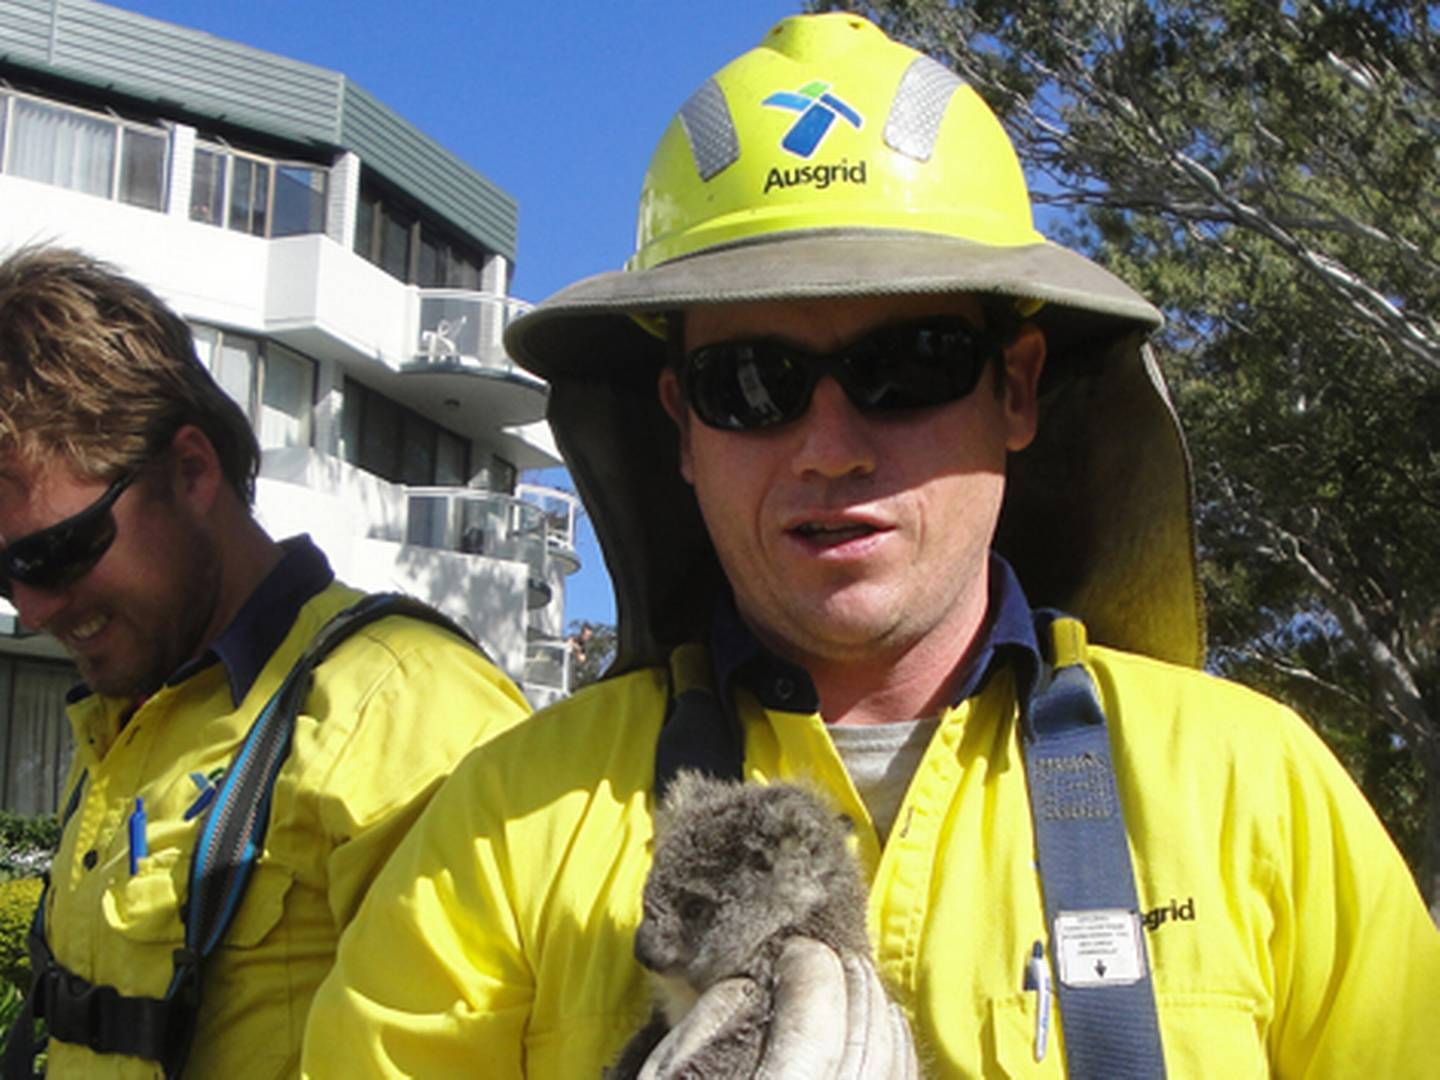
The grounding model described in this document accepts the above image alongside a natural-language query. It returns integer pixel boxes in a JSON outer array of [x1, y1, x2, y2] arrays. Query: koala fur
[[608, 772, 871, 1079]]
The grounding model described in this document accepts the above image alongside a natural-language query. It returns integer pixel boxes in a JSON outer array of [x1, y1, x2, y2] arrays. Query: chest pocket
[[987, 993, 1268, 1079], [102, 848, 184, 944], [989, 994, 1062, 1078], [101, 849, 293, 950]]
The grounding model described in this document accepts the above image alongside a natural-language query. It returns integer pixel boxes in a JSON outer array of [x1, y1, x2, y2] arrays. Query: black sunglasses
[[0, 471, 138, 601], [679, 316, 1002, 432]]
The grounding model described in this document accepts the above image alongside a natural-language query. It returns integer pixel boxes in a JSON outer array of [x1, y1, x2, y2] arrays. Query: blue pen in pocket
[[127, 797, 147, 875], [1024, 940, 1052, 1063], [184, 771, 218, 821]]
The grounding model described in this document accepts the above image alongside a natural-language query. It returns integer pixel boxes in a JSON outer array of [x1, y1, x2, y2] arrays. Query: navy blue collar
[[712, 552, 1042, 716], [166, 535, 334, 706]]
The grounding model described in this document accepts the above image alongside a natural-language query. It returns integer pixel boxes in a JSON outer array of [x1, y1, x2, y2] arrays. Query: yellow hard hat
[[632, 13, 1043, 272], [506, 14, 1202, 675]]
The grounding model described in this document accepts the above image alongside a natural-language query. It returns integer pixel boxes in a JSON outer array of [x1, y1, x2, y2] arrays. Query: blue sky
[[119, 0, 806, 626]]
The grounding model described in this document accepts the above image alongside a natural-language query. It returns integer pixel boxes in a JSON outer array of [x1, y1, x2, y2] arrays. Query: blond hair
[[0, 245, 258, 500]]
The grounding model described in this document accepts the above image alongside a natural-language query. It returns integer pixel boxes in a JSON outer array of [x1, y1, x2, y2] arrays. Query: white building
[[0, 0, 579, 814]]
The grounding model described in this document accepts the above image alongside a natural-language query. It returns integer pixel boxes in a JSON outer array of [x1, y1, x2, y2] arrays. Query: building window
[[355, 179, 490, 288], [274, 165, 327, 236], [228, 155, 270, 237], [118, 127, 167, 210], [340, 377, 471, 486], [192, 325, 317, 450], [0, 91, 166, 210], [189, 142, 327, 238], [418, 226, 483, 289], [0, 657, 76, 815]]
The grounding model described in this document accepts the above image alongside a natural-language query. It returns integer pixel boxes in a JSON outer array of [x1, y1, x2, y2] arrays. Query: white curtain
[[214, 334, 258, 422], [258, 344, 315, 450], [9, 98, 115, 198], [1, 661, 77, 815]]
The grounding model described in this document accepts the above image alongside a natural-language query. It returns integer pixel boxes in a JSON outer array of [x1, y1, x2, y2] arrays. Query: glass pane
[[190, 147, 225, 225], [405, 494, 449, 547], [417, 295, 481, 359], [417, 231, 442, 288], [272, 164, 326, 237], [449, 247, 482, 290], [354, 192, 376, 262], [435, 428, 468, 486], [340, 377, 363, 466], [213, 333, 258, 421], [228, 158, 254, 233], [460, 497, 502, 555], [190, 322, 219, 368], [399, 415, 436, 486], [118, 127, 166, 210], [358, 390, 400, 480], [258, 343, 315, 449], [251, 161, 269, 237], [380, 206, 411, 281], [0, 94, 9, 166], [10, 97, 116, 197]]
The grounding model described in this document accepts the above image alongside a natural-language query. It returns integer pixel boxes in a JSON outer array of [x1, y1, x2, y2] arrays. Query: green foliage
[[0, 877, 42, 993], [0, 980, 22, 1035], [0, 812, 60, 882], [568, 620, 619, 690], [815, 0, 1439, 900]]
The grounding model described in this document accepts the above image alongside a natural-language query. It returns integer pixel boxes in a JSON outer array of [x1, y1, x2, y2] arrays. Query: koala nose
[[633, 922, 665, 972]]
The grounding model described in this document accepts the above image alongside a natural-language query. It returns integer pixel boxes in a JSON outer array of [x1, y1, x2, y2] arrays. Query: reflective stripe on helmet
[[678, 78, 740, 182], [884, 56, 964, 162]]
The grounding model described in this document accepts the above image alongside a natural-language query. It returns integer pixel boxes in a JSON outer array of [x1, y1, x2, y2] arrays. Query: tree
[[814, 0, 1440, 910], [568, 619, 619, 690]]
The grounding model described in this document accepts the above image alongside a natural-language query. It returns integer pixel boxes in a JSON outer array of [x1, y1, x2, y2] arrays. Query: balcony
[[523, 638, 573, 710], [516, 484, 582, 573], [404, 487, 552, 608], [393, 290, 549, 450]]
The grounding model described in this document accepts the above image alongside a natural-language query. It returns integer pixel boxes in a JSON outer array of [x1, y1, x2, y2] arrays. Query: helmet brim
[[506, 228, 1203, 676], [509, 229, 1162, 382]]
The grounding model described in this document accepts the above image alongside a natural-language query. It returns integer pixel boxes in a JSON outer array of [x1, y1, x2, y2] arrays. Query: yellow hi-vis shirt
[[304, 638, 1440, 1079], [44, 580, 531, 1078]]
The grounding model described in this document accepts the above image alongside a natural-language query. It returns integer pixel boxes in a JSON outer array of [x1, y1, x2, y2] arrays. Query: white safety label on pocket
[[1054, 909, 1145, 988]]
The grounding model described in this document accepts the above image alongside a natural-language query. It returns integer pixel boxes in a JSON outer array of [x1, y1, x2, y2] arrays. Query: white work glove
[[638, 938, 920, 1080]]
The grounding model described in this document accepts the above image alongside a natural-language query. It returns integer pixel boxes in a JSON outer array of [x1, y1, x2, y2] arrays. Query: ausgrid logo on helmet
[[761, 81, 862, 158], [629, 14, 1047, 272]]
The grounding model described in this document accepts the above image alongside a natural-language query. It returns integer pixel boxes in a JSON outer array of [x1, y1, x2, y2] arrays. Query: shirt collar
[[166, 535, 334, 706], [712, 551, 1041, 715]]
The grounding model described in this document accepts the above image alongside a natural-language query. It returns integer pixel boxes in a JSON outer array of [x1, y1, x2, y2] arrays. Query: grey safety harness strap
[[653, 615, 1167, 1078], [1021, 615, 1166, 1078], [1, 593, 474, 1079]]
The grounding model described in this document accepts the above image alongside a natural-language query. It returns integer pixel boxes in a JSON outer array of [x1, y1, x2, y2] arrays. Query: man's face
[[0, 451, 219, 698], [660, 294, 1044, 672]]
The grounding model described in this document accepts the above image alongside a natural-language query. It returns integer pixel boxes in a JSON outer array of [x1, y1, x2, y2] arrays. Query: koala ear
[[663, 769, 714, 814], [658, 771, 733, 836]]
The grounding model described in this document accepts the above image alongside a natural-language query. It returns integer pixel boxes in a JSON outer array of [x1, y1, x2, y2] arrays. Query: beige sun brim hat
[[507, 227, 1204, 675]]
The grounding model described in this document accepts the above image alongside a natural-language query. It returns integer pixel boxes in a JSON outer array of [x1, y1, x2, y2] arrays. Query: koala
[[608, 772, 872, 1079]]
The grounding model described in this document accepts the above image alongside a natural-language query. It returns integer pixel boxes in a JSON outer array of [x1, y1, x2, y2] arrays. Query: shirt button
[[82, 849, 98, 870]]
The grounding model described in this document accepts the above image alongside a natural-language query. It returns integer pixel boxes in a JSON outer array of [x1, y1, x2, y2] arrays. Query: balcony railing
[[516, 483, 581, 571], [404, 487, 552, 608], [413, 290, 534, 376], [524, 638, 573, 694]]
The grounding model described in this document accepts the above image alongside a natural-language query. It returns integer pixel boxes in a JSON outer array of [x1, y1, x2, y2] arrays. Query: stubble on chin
[[95, 529, 223, 700]]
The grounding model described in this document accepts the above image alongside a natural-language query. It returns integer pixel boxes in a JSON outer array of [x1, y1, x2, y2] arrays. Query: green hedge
[[0, 876, 42, 992], [0, 812, 59, 881]]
